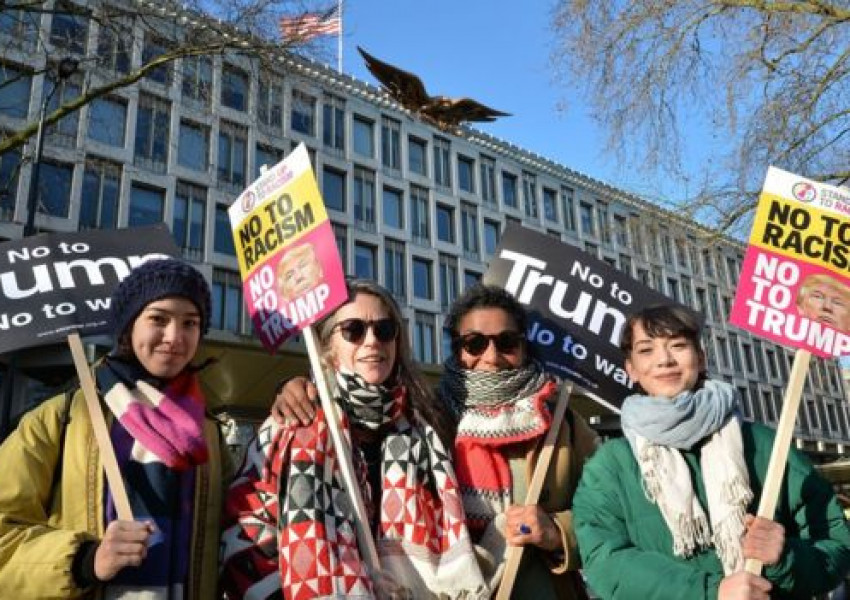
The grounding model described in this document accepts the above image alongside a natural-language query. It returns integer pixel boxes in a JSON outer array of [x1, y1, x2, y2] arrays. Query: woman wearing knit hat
[[0, 258, 224, 599]]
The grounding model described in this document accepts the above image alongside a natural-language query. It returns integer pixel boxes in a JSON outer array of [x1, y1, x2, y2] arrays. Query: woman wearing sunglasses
[[572, 305, 850, 600], [220, 279, 488, 599], [439, 284, 599, 600]]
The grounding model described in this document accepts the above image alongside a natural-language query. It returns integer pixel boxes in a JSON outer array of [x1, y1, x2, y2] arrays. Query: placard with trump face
[[228, 144, 347, 352]]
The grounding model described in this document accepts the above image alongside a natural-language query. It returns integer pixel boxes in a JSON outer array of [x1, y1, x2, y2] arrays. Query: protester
[[572, 304, 850, 599], [0, 258, 224, 598], [274, 283, 598, 599], [221, 279, 487, 599], [796, 272, 850, 332]]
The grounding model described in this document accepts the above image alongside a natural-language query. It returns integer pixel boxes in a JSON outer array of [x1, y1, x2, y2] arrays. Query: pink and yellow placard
[[228, 144, 347, 352], [730, 166, 850, 357]]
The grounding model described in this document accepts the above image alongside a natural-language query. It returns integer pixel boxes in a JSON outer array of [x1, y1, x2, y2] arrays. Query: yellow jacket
[[0, 387, 224, 599]]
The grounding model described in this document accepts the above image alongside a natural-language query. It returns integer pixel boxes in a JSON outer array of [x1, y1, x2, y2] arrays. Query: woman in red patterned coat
[[220, 279, 487, 599]]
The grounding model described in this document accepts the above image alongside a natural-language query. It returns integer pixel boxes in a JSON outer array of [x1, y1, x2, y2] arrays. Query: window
[[381, 116, 401, 170], [561, 186, 576, 231], [221, 64, 249, 111], [726, 256, 740, 286], [46, 72, 82, 147], [182, 56, 213, 106], [173, 181, 206, 256], [211, 269, 244, 333], [413, 257, 433, 300], [353, 115, 374, 157], [484, 219, 501, 255], [408, 136, 427, 175], [696, 287, 708, 319], [753, 340, 767, 377], [413, 312, 436, 363], [522, 172, 538, 219], [128, 183, 164, 226], [676, 238, 688, 269], [257, 76, 283, 130], [614, 214, 628, 246], [584, 242, 598, 258], [439, 254, 458, 308], [458, 155, 475, 193], [333, 224, 348, 269], [50, 1, 88, 55], [702, 249, 715, 277], [410, 184, 430, 244], [354, 242, 376, 279], [322, 167, 345, 212], [177, 120, 209, 172], [502, 172, 518, 208], [667, 277, 680, 302], [630, 215, 644, 258], [433, 136, 451, 188], [290, 90, 316, 136], [384, 239, 406, 300], [142, 34, 172, 85], [619, 254, 632, 277], [322, 94, 345, 150], [87, 97, 126, 147], [681, 275, 693, 308], [742, 343, 755, 374], [80, 159, 120, 229], [480, 156, 496, 205], [383, 186, 403, 229], [543, 187, 558, 222], [716, 336, 730, 370], [134, 94, 170, 172], [96, 23, 131, 74], [597, 201, 610, 243], [660, 232, 674, 265], [464, 270, 481, 289], [0, 146, 22, 215], [218, 121, 248, 188], [579, 202, 595, 236], [708, 284, 721, 322], [254, 145, 283, 180], [0, 64, 31, 118], [31, 160, 72, 218], [436, 203, 455, 243], [1, 9, 37, 51], [461, 203, 479, 256], [353, 167, 375, 228], [214, 204, 236, 256]]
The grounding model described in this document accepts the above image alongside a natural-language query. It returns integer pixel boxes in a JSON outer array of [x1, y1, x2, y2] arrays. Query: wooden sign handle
[[67, 333, 133, 521], [496, 382, 573, 600], [744, 349, 810, 574], [303, 326, 381, 573]]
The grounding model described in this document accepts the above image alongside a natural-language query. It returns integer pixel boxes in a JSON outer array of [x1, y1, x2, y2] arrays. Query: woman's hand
[[741, 514, 785, 566], [271, 376, 317, 426], [718, 571, 772, 600], [504, 505, 561, 551], [94, 520, 155, 581]]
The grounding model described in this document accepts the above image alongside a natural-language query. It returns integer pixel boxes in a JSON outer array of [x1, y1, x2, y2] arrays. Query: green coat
[[573, 422, 850, 600]]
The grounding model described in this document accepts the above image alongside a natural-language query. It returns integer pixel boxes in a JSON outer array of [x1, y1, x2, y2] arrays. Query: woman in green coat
[[572, 304, 850, 599]]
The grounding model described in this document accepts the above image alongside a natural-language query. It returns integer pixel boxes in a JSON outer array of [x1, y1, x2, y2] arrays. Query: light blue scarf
[[621, 379, 740, 452]]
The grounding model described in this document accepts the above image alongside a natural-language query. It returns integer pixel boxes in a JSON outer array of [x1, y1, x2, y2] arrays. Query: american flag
[[279, 6, 341, 41]]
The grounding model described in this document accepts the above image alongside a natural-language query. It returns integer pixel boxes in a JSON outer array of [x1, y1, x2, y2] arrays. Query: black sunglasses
[[454, 330, 524, 356], [333, 318, 399, 344]]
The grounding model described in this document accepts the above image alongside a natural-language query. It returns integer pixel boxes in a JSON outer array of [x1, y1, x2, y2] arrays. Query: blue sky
[[319, 0, 638, 196]]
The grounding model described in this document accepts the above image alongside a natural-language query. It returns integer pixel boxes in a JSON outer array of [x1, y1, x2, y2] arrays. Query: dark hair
[[445, 284, 527, 339], [315, 279, 454, 446], [620, 305, 703, 356]]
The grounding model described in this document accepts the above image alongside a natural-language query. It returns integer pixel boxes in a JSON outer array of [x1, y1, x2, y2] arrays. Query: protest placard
[[730, 166, 850, 357], [485, 224, 694, 410], [729, 166, 850, 574], [228, 143, 347, 352], [0, 225, 177, 355]]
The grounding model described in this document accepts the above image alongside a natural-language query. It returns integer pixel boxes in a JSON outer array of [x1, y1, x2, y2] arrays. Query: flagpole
[[337, 0, 343, 73]]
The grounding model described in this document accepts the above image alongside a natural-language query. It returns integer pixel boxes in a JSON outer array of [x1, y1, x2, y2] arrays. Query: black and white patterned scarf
[[334, 367, 405, 430]]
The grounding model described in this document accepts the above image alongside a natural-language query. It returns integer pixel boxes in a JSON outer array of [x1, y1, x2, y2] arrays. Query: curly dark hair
[[445, 283, 528, 338]]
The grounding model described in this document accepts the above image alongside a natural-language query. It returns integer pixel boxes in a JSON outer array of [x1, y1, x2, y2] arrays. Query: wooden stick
[[302, 326, 381, 572], [496, 382, 573, 600], [67, 333, 133, 521], [744, 349, 811, 574]]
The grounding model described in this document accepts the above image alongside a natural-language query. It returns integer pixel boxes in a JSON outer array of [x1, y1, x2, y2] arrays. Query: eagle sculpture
[[358, 46, 510, 129]]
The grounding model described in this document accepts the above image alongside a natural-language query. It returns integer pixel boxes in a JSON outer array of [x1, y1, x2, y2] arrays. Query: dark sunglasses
[[454, 330, 524, 356], [333, 318, 399, 344]]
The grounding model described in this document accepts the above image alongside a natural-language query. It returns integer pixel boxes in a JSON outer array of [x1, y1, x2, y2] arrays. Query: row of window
[[735, 382, 846, 436]]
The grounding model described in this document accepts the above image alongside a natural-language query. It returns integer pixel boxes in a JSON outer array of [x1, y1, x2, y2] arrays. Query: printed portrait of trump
[[276, 243, 324, 302], [796, 273, 850, 333]]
